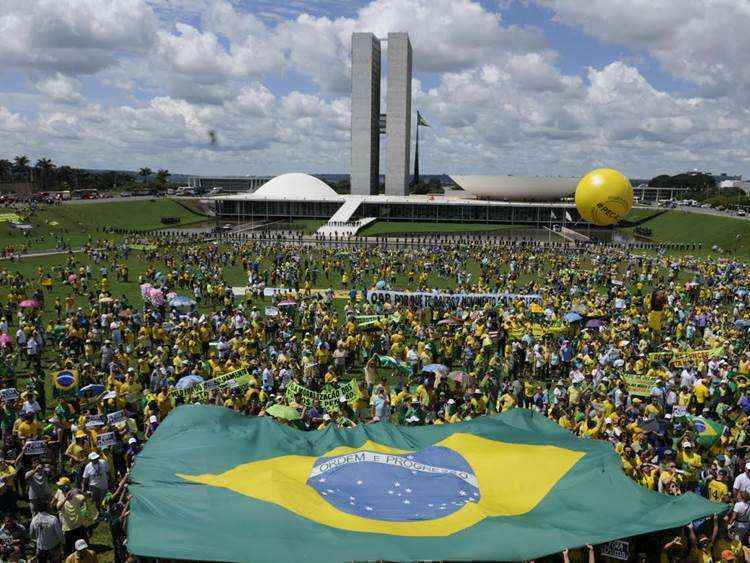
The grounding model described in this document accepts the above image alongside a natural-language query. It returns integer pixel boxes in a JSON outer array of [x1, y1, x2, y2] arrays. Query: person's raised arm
[[711, 513, 719, 543], [562, 548, 570, 563], [587, 544, 595, 563], [687, 521, 697, 547]]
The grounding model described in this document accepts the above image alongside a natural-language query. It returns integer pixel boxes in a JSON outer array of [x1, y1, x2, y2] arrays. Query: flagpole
[[414, 114, 420, 186]]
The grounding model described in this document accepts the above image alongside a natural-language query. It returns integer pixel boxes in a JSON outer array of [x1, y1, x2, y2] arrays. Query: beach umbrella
[[176, 375, 204, 389], [422, 363, 448, 374], [19, 299, 40, 309], [564, 312, 583, 323], [448, 370, 468, 383], [266, 404, 301, 421], [278, 300, 296, 307], [78, 384, 105, 396]]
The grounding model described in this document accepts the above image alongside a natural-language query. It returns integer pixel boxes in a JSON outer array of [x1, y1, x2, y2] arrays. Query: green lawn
[[288, 219, 327, 233], [359, 221, 515, 237], [0, 199, 205, 252], [621, 209, 750, 260]]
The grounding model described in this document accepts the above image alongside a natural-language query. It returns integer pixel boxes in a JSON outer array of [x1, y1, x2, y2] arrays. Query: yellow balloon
[[575, 168, 633, 226]]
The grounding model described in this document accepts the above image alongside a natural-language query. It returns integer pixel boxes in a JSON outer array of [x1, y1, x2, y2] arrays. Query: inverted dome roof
[[252, 173, 337, 199], [450, 175, 576, 201]]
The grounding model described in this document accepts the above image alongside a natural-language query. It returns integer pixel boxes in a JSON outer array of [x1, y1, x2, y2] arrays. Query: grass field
[[359, 221, 515, 237], [0, 199, 206, 252], [622, 209, 750, 260]]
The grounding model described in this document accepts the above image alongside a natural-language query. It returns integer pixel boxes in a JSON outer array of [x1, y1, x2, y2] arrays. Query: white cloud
[[0, 0, 157, 74], [0, 106, 27, 132], [537, 0, 750, 101], [36, 73, 85, 105]]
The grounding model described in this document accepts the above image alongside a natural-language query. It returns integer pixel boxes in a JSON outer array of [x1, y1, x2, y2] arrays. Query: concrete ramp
[[317, 197, 375, 235], [558, 226, 590, 242]]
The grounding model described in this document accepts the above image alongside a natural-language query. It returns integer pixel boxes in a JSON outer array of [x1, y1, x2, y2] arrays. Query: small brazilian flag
[[128, 406, 723, 562], [689, 415, 725, 447], [417, 111, 430, 127]]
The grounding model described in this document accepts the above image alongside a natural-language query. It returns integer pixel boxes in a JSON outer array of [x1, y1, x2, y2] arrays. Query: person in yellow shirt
[[687, 517, 718, 563], [693, 379, 711, 408]]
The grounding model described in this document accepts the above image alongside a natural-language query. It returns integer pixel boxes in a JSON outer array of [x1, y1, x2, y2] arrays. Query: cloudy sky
[[1, 0, 749, 178]]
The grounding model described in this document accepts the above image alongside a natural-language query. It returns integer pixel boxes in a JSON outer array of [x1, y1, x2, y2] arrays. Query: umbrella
[[448, 370, 468, 383], [0, 334, 11, 345], [422, 363, 448, 374], [735, 319, 750, 329], [19, 299, 40, 308], [169, 296, 197, 309], [266, 404, 301, 421], [67, 274, 77, 283], [564, 312, 583, 323], [278, 300, 296, 307], [176, 375, 204, 389], [375, 280, 387, 290], [78, 384, 105, 396], [585, 319, 605, 329]]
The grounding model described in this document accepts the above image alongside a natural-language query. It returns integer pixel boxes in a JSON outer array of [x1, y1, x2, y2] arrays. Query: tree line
[[0, 155, 172, 192]]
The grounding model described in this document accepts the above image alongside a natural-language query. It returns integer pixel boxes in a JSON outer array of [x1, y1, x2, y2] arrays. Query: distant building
[[185, 176, 272, 193]]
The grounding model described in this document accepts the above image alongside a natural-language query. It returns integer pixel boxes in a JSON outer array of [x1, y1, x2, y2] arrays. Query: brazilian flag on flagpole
[[128, 406, 723, 562], [689, 414, 725, 447]]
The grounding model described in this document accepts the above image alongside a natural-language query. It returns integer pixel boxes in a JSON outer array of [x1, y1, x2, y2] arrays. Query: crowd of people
[[0, 230, 748, 562]]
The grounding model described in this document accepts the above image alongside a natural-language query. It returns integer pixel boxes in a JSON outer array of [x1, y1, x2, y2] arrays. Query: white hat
[[75, 539, 88, 551], [682, 441, 692, 448], [664, 413, 672, 419], [88, 452, 100, 460], [149, 415, 158, 423], [745, 462, 750, 470], [128, 437, 137, 445], [604, 417, 612, 424]]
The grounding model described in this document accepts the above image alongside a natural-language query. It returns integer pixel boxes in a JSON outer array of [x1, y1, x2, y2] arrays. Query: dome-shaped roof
[[252, 173, 337, 199]]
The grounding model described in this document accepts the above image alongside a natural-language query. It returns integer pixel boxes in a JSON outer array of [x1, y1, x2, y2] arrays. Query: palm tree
[[138, 167, 153, 184], [35, 157, 56, 190], [0, 159, 11, 183], [13, 155, 30, 182], [155, 169, 171, 192]]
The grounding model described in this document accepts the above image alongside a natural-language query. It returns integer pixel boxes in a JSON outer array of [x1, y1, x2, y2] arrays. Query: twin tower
[[351, 32, 412, 196]]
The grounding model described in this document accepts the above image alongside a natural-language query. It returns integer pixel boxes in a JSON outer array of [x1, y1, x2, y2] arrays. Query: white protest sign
[[600, 540, 629, 561], [672, 405, 688, 418], [85, 415, 105, 429], [107, 410, 126, 425], [0, 388, 19, 402], [96, 432, 117, 449], [24, 440, 46, 456]]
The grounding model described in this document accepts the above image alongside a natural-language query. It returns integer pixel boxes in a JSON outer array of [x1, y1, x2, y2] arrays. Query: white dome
[[252, 173, 337, 199]]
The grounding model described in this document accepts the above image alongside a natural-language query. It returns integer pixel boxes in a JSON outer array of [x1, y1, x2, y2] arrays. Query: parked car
[[120, 191, 132, 197]]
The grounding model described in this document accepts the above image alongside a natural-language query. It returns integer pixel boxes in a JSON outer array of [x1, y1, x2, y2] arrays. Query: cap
[[128, 437, 137, 445], [88, 452, 100, 461], [682, 441, 692, 448], [56, 476, 71, 486], [149, 415, 158, 423], [75, 539, 88, 551]]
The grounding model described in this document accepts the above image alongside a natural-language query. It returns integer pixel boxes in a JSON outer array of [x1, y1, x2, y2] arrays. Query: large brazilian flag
[[128, 406, 723, 562]]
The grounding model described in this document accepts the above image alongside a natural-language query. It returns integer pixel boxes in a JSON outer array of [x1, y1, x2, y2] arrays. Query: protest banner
[[285, 380, 360, 410], [600, 540, 629, 560], [107, 410, 126, 425], [128, 244, 157, 251], [366, 289, 541, 305], [623, 374, 660, 397], [24, 440, 46, 456], [0, 388, 19, 402], [649, 347, 724, 368], [173, 367, 251, 399], [85, 414, 105, 428], [97, 432, 117, 449]]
